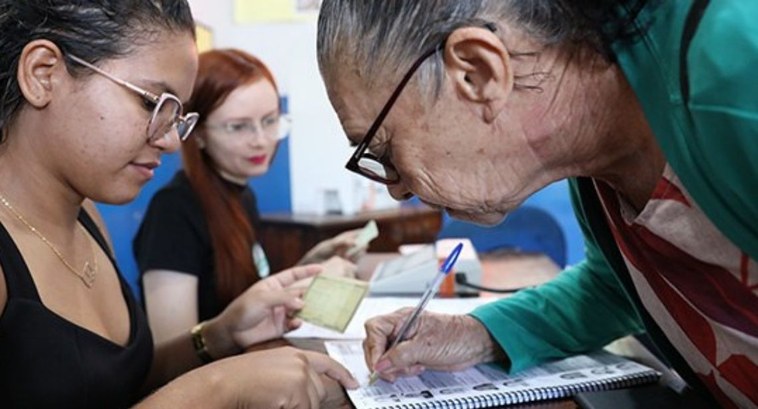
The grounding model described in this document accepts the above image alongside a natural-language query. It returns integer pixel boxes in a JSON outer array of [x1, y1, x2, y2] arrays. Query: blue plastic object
[[437, 205, 567, 268]]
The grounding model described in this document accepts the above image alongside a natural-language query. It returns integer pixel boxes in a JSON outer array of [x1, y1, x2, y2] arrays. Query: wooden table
[[258, 206, 443, 271]]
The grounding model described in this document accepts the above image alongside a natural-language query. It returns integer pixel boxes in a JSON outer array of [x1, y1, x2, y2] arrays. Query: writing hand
[[363, 308, 503, 382]]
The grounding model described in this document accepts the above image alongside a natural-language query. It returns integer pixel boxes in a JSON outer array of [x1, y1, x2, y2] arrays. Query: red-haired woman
[[133, 49, 362, 348]]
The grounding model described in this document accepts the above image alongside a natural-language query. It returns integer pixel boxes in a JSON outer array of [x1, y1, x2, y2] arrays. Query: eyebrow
[[142, 79, 181, 100], [221, 109, 281, 122], [262, 109, 280, 119]]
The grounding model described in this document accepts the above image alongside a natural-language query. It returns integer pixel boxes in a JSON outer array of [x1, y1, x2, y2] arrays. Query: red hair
[[182, 49, 280, 306]]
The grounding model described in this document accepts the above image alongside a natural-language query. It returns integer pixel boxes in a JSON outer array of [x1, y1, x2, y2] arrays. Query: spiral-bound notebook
[[325, 340, 660, 409]]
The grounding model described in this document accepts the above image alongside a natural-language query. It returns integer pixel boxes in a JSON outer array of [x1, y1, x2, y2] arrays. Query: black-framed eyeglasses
[[68, 54, 199, 142], [345, 23, 497, 185]]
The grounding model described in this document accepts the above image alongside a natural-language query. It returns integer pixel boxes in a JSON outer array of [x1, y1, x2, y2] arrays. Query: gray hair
[[317, 0, 646, 96], [0, 0, 195, 135]]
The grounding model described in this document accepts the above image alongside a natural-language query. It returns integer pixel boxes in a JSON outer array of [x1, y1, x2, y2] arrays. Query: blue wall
[[249, 136, 292, 213]]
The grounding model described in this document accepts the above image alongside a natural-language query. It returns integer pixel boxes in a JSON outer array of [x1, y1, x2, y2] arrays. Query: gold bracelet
[[190, 321, 214, 364]]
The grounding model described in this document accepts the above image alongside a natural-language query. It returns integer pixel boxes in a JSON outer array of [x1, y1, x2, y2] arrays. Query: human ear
[[16, 40, 65, 109], [444, 27, 514, 123]]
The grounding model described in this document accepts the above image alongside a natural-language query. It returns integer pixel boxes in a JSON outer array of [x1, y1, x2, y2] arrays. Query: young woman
[[0, 2, 355, 408], [133, 49, 365, 346]]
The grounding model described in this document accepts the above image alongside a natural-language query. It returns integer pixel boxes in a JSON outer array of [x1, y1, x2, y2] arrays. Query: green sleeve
[[469, 179, 644, 373]]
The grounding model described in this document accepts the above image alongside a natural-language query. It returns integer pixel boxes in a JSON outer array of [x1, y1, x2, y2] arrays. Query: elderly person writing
[[316, 1, 756, 408]]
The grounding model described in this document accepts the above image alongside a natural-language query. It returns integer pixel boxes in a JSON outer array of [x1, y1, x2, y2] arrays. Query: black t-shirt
[[0, 210, 153, 408], [133, 170, 262, 321]]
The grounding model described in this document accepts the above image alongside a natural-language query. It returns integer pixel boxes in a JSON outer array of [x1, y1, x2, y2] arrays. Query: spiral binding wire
[[379, 371, 659, 409]]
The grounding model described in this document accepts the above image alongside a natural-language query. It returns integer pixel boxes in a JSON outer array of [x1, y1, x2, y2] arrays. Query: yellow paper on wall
[[195, 23, 213, 53], [297, 275, 369, 333], [235, 0, 294, 23], [234, 0, 321, 24]]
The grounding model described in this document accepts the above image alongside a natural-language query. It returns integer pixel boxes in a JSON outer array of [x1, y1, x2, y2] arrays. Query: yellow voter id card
[[297, 275, 369, 332]]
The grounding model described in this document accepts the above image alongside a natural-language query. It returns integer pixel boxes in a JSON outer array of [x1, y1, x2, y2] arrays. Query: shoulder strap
[[77, 209, 136, 296], [0, 220, 42, 300], [680, 0, 710, 105], [576, 177, 718, 407]]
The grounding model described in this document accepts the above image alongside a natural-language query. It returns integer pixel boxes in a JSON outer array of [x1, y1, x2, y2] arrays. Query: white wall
[[186, 0, 394, 215]]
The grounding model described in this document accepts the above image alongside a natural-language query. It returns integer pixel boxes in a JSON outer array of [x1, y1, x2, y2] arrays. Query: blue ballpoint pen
[[368, 242, 464, 385]]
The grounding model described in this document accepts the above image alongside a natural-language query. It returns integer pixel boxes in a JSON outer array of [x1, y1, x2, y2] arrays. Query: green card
[[297, 275, 369, 332]]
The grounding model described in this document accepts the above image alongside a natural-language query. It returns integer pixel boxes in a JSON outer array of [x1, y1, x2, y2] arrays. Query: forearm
[[456, 314, 509, 367], [142, 333, 202, 392], [142, 319, 239, 392], [470, 261, 644, 373], [135, 362, 231, 409]]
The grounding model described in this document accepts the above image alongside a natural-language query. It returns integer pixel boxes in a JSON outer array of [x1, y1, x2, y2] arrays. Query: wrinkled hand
[[299, 228, 367, 265], [207, 347, 358, 409], [215, 264, 323, 351], [363, 308, 503, 382]]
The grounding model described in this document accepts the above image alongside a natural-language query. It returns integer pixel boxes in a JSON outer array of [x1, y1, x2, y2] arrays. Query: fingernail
[[374, 359, 391, 372]]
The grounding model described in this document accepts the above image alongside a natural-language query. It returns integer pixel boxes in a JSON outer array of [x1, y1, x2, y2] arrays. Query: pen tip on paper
[[368, 371, 379, 386]]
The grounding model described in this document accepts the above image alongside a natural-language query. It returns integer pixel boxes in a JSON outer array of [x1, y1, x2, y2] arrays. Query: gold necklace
[[0, 194, 97, 288]]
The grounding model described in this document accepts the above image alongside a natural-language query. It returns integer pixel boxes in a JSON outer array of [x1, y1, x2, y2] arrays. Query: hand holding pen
[[366, 243, 464, 385]]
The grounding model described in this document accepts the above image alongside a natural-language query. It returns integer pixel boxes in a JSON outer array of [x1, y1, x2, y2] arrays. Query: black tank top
[[0, 211, 153, 408]]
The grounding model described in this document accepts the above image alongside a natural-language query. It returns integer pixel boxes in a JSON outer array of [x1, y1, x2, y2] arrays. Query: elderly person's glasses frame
[[345, 23, 497, 186], [67, 54, 199, 142]]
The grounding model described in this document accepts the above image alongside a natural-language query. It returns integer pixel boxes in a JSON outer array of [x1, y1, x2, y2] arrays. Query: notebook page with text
[[326, 340, 660, 409]]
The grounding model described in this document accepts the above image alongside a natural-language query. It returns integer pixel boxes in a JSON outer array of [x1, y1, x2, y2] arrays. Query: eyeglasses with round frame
[[205, 114, 292, 141], [345, 22, 497, 186], [67, 54, 199, 142]]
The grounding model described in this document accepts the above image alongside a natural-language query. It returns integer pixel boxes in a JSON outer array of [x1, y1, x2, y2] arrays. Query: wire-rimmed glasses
[[67, 54, 199, 142], [205, 114, 292, 141]]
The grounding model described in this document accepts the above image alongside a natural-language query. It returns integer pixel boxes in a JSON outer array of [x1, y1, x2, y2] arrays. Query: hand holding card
[[296, 275, 369, 332]]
